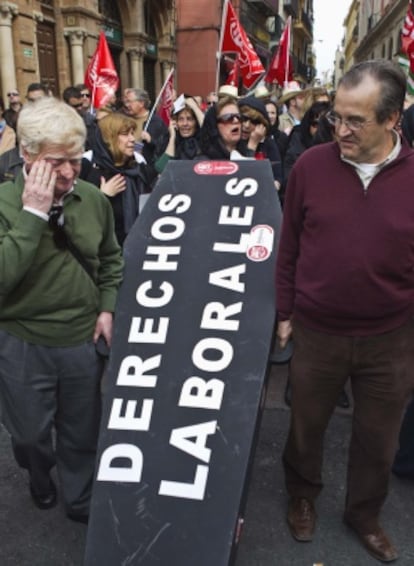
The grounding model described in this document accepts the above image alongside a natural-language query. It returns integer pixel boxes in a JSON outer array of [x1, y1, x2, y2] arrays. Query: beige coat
[[0, 123, 16, 155]]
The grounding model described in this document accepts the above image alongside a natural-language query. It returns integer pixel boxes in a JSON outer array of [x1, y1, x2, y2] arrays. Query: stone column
[[0, 2, 18, 102], [128, 47, 145, 88], [137, 0, 145, 35], [64, 28, 88, 85], [161, 61, 173, 82]]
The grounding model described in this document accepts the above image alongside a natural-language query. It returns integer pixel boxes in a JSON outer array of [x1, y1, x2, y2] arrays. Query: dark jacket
[[83, 129, 150, 246]]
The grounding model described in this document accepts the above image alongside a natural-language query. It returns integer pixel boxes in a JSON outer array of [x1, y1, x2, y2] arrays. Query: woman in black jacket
[[283, 100, 331, 183], [155, 95, 204, 172], [83, 112, 150, 245], [238, 96, 283, 191], [198, 95, 245, 159]]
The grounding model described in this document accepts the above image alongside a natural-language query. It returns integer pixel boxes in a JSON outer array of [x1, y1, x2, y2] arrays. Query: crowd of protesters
[[0, 59, 413, 564]]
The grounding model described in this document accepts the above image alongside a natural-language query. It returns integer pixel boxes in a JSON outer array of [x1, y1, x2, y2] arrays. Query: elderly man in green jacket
[[0, 97, 123, 524]]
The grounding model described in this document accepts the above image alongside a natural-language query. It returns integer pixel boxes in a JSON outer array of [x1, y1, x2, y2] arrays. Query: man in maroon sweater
[[276, 59, 414, 563]]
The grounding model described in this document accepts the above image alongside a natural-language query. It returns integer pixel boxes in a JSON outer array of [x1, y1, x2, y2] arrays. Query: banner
[[84, 31, 119, 109], [84, 160, 282, 566], [265, 16, 293, 86], [221, 0, 265, 89], [158, 69, 175, 126]]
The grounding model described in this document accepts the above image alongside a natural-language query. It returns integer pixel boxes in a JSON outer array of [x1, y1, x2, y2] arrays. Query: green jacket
[[0, 174, 123, 346]]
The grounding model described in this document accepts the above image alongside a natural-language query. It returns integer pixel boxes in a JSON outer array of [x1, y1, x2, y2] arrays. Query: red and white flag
[[265, 16, 293, 86], [225, 56, 240, 86], [84, 31, 119, 109], [402, 2, 414, 58], [157, 69, 175, 126], [220, 0, 265, 89]]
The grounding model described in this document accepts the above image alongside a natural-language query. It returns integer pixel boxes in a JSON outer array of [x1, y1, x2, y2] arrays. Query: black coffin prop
[[85, 160, 282, 565]]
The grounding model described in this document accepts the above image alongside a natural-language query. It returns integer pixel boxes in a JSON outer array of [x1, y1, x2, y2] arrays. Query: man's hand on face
[[22, 159, 56, 214]]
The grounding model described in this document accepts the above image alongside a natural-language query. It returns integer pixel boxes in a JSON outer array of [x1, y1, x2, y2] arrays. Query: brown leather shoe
[[346, 523, 398, 562], [287, 497, 316, 542]]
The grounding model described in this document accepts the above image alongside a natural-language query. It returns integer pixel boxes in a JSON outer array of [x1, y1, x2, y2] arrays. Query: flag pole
[[144, 67, 174, 132], [215, 0, 230, 94], [284, 16, 291, 88]]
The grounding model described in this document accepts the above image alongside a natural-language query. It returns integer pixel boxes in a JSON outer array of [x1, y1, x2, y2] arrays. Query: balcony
[[245, 0, 279, 16], [292, 52, 315, 83], [283, 0, 299, 18], [293, 9, 313, 41]]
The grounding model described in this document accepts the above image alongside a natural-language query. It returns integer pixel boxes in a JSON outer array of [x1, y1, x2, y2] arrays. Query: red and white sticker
[[246, 224, 274, 262], [193, 161, 239, 175]]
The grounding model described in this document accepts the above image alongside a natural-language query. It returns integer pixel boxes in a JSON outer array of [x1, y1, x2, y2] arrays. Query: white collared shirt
[[341, 130, 401, 191]]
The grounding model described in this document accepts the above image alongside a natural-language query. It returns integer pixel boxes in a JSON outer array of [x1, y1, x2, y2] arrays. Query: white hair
[[17, 96, 86, 156]]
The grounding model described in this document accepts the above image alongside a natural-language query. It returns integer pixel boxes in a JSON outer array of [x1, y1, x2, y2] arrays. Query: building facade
[[285, 0, 315, 84], [0, 0, 315, 105], [175, 0, 281, 96], [347, 0, 406, 67], [0, 0, 176, 105], [343, 0, 360, 72], [175, 0, 315, 96]]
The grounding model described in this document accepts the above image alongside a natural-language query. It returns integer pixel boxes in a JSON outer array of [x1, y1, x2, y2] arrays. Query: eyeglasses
[[241, 115, 262, 126], [217, 112, 242, 124], [80, 93, 91, 98], [326, 111, 374, 132], [44, 157, 83, 168], [48, 206, 68, 250], [7, 92, 19, 97]]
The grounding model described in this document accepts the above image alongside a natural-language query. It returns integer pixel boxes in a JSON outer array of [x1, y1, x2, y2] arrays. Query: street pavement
[[1, 363, 413, 566]]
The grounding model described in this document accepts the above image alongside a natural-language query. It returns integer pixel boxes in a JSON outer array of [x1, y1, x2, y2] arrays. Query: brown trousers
[[283, 318, 414, 533]]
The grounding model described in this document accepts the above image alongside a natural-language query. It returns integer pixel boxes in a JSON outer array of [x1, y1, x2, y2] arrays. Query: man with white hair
[[0, 97, 123, 524]]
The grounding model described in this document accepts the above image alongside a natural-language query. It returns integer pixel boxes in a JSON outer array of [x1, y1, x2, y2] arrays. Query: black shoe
[[337, 388, 350, 409], [29, 478, 57, 510], [284, 377, 292, 407], [67, 512, 89, 525]]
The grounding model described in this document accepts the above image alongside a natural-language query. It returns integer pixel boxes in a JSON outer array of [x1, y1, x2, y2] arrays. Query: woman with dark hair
[[283, 100, 331, 183], [84, 113, 150, 245], [198, 95, 245, 159], [238, 96, 283, 190], [265, 99, 289, 160], [155, 96, 204, 172]]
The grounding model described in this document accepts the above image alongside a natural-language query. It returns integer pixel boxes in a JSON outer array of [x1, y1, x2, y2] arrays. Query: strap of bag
[[65, 236, 96, 282], [48, 205, 95, 283]]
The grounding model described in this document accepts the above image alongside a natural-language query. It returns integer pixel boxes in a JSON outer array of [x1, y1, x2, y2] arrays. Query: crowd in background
[[0, 64, 413, 559]]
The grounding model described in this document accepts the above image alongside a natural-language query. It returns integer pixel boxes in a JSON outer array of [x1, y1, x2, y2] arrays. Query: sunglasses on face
[[217, 112, 242, 124], [7, 92, 19, 97], [81, 93, 90, 98], [48, 206, 68, 250], [241, 115, 262, 126]]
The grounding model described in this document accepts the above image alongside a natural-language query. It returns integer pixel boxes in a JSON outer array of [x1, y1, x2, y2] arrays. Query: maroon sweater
[[276, 140, 414, 336]]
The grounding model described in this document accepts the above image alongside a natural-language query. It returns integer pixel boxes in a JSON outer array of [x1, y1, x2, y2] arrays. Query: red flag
[[84, 31, 119, 109], [221, 1, 265, 89], [265, 17, 293, 86], [157, 69, 175, 126], [402, 2, 414, 74], [225, 56, 240, 86]]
